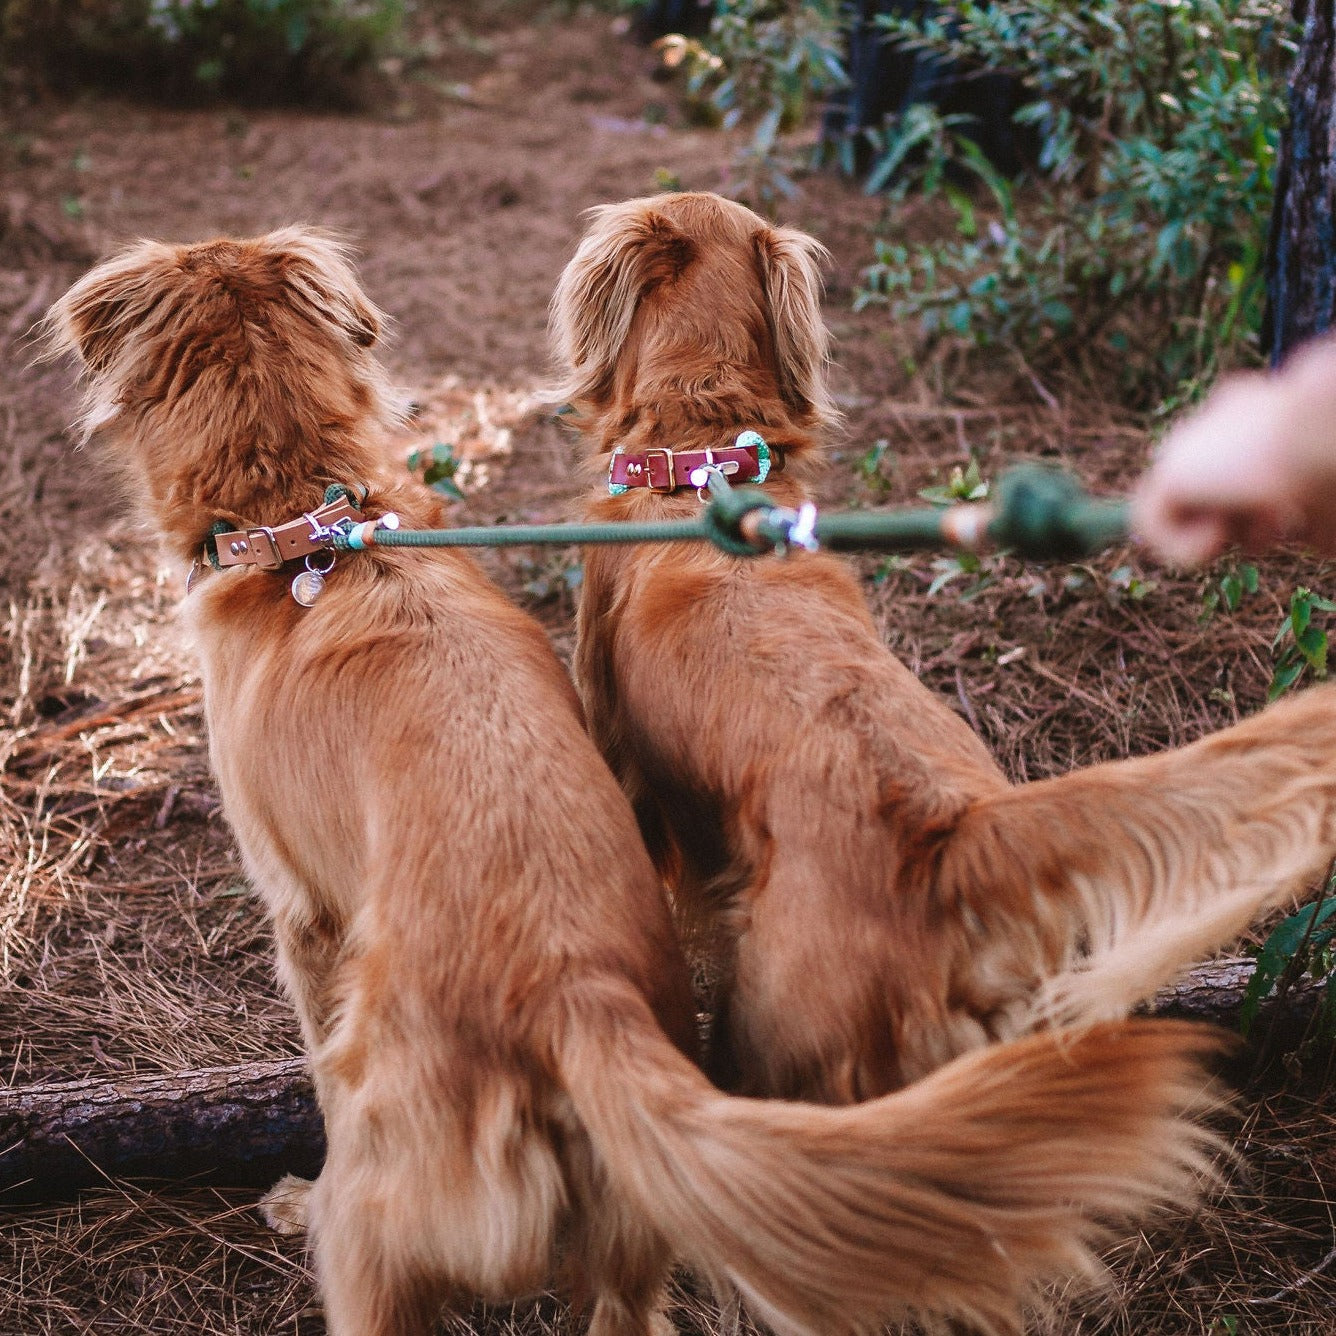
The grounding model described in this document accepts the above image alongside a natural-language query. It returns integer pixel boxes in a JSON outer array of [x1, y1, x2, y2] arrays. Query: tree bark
[[0, 959, 1325, 1204], [0, 1055, 322, 1205], [1266, 0, 1336, 362]]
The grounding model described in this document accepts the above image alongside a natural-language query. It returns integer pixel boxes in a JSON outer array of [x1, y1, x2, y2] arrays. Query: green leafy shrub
[[655, 0, 846, 206], [856, 1, 1294, 399], [1, 0, 404, 106]]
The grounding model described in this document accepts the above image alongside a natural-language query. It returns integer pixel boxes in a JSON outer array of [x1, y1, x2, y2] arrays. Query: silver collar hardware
[[291, 549, 337, 607]]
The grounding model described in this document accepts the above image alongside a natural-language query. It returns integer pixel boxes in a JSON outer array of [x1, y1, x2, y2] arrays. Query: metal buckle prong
[[644, 447, 676, 492], [246, 526, 283, 570]]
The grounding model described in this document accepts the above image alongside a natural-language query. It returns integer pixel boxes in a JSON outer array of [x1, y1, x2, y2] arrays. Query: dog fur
[[551, 190, 1336, 1103], [49, 227, 1228, 1336]]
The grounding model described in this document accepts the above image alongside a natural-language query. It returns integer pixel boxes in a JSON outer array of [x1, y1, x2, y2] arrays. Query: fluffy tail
[[559, 982, 1222, 1336], [935, 682, 1336, 1028]]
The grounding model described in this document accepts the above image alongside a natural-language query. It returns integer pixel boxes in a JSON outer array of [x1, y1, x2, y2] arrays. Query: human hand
[[1133, 341, 1336, 565]]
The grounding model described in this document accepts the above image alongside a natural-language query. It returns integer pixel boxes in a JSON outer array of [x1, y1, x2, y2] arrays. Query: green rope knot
[[205, 520, 232, 571], [987, 465, 1130, 560], [700, 483, 778, 557]]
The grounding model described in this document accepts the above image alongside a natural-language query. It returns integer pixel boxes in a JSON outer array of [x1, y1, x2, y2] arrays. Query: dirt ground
[[2, 3, 1335, 1333]]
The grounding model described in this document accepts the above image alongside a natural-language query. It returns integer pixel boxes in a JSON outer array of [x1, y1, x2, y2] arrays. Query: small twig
[[154, 784, 182, 830], [1241, 1241, 1336, 1305], [1010, 348, 1060, 416], [954, 667, 981, 734]]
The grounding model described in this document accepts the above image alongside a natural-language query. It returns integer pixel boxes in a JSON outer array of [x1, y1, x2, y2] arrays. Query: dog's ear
[[550, 205, 696, 406], [45, 240, 174, 374], [273, 229, 383, 349], [754, 226, 838, 427]]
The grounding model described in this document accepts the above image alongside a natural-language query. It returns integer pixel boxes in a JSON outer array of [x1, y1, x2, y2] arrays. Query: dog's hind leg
[[256, 912, 343, 1241], [583, 1235, 675, 1336], [310, 1184, 444, 1336], [565, 1130, 676, 1336], [272, 905, 344, 1053]]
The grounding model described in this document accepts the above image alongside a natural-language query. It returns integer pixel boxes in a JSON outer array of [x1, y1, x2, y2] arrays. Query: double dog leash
[[197, 434, 1131, 607]]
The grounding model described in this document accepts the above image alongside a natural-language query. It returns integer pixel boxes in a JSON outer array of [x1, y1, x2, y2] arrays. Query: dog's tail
[[936, 682, 1336, 1029], [558, 982, 1220, 1336]]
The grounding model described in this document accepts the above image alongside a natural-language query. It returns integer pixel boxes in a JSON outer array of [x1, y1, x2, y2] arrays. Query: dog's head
[[45, 228, 395, 552], [549, 192, 837, 439]]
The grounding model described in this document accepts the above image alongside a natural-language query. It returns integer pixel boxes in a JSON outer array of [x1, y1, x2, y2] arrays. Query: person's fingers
[[1131, 488, 1229, 565]]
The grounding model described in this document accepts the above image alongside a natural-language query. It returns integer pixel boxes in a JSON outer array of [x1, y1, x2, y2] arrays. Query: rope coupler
[[703, 462, 1129, 562]]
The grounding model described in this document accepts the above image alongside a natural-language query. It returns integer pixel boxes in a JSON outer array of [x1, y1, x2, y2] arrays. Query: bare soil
[[1, 3, 1334, 1333]]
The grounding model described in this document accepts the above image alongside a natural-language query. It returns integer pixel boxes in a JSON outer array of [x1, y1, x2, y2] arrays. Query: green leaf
[[1244, 897, 1336, 1033], [945, 184, 977, 238], [1040, 298, 1073, 327], [1297, 624, 1328, 675], [285, 13, 309, 53], [1291, 588, 1312, 638], [1267, 656, 1304, 701]]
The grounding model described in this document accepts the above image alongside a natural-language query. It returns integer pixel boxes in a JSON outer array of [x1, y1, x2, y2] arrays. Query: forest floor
[[1, 2, 1334, 1333]]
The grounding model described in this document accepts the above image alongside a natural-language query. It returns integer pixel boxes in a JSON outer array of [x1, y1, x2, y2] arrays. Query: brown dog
[[552, 190, 1336, 1103], [48, 228, 1226, 1336]]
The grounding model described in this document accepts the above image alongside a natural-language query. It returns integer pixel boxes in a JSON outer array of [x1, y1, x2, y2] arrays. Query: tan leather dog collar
[[608, 431, 782, 495], [208, 494, 365, 572]]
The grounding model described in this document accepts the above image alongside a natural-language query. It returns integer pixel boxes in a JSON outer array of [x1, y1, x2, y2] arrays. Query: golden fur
[[552, 190, 1336, 1101], [49, 227, 1227, 1336]]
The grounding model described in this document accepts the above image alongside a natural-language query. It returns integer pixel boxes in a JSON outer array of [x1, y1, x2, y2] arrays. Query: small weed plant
[[855, 0, 1294, 399], [1267, 586, 1335, 701], [1241, 880, 1336, 1054], [917, 456, 995, 598], [854, 437, 898, 498], [407, 441, 466, 501]]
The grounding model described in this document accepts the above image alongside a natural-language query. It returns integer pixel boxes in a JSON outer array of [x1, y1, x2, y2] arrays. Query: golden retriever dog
[[551, 190, 1336, 1103], [48, 228, 1227, 1336]]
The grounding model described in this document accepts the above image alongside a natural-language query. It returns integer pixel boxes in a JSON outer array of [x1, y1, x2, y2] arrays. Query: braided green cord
[[329, 465, 1129, 561], [334, 517, 717, 550]]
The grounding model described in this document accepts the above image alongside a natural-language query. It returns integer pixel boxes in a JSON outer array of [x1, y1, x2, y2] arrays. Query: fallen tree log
[[0, 1055, 322, 1205], [0, 958, 1323, 1204], [1150, 955, 1322, 1031]]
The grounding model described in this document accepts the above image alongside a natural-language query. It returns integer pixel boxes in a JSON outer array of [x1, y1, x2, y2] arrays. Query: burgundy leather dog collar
[[608, 434, 783, 494], [209, 493, 364, 571]]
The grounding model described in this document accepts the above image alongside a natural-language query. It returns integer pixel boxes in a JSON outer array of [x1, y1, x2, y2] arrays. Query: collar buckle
[[244, 526, 283, 570], [643, 447, 676, 492]]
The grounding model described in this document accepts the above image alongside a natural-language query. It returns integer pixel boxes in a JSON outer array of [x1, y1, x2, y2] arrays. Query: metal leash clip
[[691, 454, 741, 502], [751, 501, 819, 555]]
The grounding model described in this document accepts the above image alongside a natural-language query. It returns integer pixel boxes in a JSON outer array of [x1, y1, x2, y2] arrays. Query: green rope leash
[[331, 464, 1129, 562]]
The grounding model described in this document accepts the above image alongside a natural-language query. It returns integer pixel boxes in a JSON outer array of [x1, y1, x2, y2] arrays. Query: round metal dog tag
[[290, 569, 326, 607]]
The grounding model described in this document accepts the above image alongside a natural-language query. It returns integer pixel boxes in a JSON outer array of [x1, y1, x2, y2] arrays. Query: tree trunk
[[0, 959, 1324, 1204], [1266, 0, 1336, 362]]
